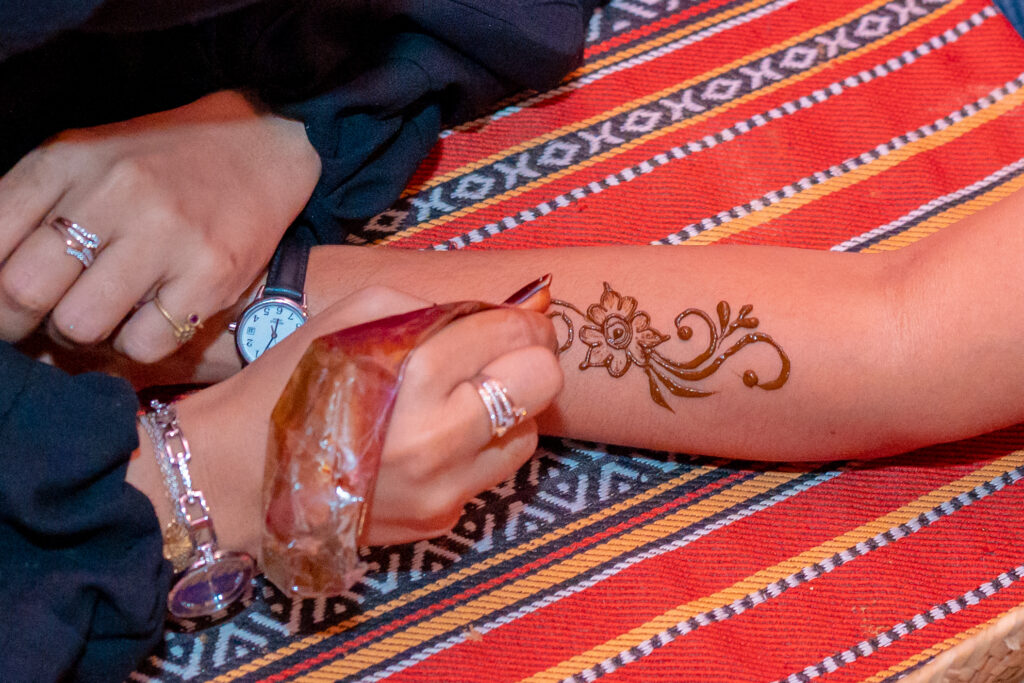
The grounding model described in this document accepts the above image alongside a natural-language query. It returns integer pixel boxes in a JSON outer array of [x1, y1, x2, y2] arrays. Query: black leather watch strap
[[263, 233, 309, 302]]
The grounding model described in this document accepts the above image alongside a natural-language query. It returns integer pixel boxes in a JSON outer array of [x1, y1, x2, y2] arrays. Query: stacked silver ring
[[51, 217, 100, 268], [474, 375, 527, 439]]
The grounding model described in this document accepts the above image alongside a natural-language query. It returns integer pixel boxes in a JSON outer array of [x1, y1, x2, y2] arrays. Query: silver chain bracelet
[[139, 399, 255, 619]]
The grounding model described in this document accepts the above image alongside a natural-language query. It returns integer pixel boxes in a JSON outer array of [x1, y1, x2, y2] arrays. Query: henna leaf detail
[[551, 284, 790, 409]]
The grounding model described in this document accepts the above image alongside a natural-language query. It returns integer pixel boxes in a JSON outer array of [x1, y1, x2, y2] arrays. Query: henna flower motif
[[578, 283, 668, 377]]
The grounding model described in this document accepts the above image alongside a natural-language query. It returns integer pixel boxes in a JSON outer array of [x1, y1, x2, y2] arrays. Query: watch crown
[[228, 322, 238, 332]]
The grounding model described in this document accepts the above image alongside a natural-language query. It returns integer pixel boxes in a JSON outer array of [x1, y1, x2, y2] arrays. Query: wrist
[[128, 381, 265, 562], [172, 380, 265, 558]]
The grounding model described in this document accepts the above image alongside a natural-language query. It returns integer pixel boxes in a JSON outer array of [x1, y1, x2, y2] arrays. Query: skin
[[125, 285, 561, 556], [0, 89, 321, 362], [100, 183, 1024, 463]]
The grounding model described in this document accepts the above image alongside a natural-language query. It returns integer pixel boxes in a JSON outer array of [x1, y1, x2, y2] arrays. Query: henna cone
[[262, 301, 492, 597]]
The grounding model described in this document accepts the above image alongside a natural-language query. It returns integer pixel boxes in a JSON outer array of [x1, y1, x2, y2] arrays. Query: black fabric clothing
[[0, 0, 596, 244], [0, 2, 593, 679], [996, 0, 1024, 39], [0, 341, 171, 682]]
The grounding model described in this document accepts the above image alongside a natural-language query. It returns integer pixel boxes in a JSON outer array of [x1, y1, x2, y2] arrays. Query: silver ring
[[51, 217, 100, 268], [473, 374, 527, 439]]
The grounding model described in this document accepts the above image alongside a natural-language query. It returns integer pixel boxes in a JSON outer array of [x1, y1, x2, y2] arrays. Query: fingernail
[[503, 274, 552, 304]]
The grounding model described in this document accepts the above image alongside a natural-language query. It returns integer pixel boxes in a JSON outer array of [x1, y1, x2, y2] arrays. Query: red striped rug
[[136, 1, 1024, 680]]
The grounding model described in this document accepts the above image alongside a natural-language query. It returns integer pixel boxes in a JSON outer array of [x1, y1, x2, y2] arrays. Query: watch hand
[[263, 320, 280, 352]]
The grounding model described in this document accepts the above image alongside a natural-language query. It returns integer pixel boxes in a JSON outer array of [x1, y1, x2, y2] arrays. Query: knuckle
[[352, 284, 409, 318], [517, 422, 540, 453], [105, 154, 156, 193], [412, 496, 463, 531], [500, 309, 543, 348], [354, 284, 400, 301], [0, 268, 50, 316], [189, 240, 232, 279], [404, 348, 443, 383], [28, 137, 75, 170], [537, 314, 559, 351], [534, 348, 565, 396], [16, 146, 55, 177]]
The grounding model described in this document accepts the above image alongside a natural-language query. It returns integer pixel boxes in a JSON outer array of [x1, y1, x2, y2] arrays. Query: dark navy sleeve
[[0, 0, 106, 60], [995, 0, 1024, 39], [0, 342, 171, 682], [269, 0, 593, 242]]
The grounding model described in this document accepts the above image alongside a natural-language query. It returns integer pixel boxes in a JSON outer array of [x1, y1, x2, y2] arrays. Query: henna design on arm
[[550, 283, 790, 410]]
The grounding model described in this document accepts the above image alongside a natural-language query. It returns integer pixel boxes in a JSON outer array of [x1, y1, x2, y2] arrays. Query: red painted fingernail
[[503, 274, 552, 304]]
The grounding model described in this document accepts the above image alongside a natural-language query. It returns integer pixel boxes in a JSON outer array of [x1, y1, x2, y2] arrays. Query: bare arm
[[297, 189, 1024, 461], [61, 188, 1024, 462]]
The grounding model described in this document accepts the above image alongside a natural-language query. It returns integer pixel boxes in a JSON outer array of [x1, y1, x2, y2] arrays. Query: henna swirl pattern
[[551, 283, 790, 409]]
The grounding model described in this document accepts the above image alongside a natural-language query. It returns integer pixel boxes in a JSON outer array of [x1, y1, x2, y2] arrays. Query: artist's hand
[[370, 290, 562, 545], [161, 281, 561, 555], [0, 90, 320, 362]]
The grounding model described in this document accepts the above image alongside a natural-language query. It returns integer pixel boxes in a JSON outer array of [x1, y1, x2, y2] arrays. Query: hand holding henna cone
[[261, 276, 552, 597]]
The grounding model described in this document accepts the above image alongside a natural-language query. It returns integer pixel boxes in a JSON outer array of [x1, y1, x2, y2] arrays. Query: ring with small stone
[[153, 296, 203, 345]]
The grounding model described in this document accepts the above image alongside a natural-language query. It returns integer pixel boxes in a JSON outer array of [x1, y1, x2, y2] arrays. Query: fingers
[[360, 301, 565, 548], [457, 418, 540, 501], [0, 149, 79, 340], [447, 344, 563, 449], [367, 420, 539, 547], [0, 148, 68, 259], [0, 216, 93, 340], [311, 285, 430, 333], [113, 279, 207, 363], [49, 237, 156, 345], [383, 344, 560, 504], [402, 307, 557, 398]]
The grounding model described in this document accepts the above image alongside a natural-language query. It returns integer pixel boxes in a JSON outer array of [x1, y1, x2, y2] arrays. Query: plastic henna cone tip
[[503, 273, 552, 305]]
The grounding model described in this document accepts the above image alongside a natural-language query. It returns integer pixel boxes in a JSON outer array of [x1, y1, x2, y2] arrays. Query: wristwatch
[[230, 235, 309, 364]]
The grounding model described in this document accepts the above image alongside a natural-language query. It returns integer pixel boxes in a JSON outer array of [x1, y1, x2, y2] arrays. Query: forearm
[[306, 244, 898, 459], [104, 186, 1024, 461], [303, 195, 1024, 460]]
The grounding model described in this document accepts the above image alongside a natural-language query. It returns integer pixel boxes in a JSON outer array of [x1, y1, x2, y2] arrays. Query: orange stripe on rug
[[858, 600, 1024, 682], [211, 465, 720, 681], [380, 0, 967, 245], [681, 86, 1024, 246], [518, 450, 1024, 682], [860, 171, 1024, 252], [410, 0, 783, 185], [581, 0, 743, 60], [291, 471, 804, 681]]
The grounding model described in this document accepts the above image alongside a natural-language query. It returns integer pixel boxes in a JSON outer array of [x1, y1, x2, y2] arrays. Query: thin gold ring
[[153, 296, 202, 345]]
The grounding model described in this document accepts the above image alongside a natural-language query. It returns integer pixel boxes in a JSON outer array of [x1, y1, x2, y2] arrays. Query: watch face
[[236, 298, 306, 362]]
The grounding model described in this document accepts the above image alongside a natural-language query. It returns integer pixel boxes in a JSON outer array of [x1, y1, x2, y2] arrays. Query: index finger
[[401, 307, 557, 397], [0, 148, 69, 259]]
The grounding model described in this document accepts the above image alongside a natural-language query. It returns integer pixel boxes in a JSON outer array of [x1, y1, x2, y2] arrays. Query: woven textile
[[135, 1, 1024, 681]]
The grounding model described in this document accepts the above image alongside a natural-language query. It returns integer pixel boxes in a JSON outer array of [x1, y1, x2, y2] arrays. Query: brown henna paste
[[551, 283, 790, 410]]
